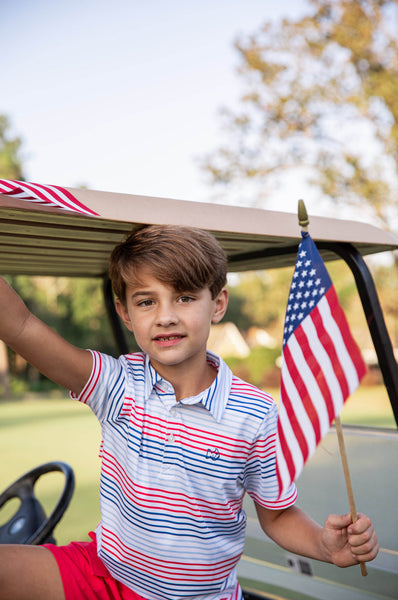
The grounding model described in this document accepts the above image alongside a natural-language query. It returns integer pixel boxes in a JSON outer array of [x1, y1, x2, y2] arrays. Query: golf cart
[[0, 182, 397, 599]]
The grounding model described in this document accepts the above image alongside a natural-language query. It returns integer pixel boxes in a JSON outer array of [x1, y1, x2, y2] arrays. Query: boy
[[0, 225, 378, 600]]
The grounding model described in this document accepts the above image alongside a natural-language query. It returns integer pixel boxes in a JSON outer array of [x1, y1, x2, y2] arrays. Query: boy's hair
[[109, 224, 227, 304]]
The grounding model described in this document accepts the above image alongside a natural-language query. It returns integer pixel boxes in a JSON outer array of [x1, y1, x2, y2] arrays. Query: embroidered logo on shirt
[[206, 448, 220, 460]]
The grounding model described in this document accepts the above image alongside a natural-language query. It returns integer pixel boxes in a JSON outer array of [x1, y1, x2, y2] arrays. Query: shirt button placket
[[162, 404, 178, 477]]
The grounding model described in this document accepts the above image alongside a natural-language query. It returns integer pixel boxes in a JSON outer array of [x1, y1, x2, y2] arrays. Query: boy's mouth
[[153, 333, 185, 346]]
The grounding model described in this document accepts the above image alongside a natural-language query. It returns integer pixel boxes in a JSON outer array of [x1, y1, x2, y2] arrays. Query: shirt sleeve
[[244, 401, 298, 510], [70, 350, 126, 424]]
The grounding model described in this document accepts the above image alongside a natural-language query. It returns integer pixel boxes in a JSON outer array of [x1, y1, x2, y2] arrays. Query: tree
[[201, 0, 398, 351], [226, 259, 364, 340], [201, 0, 398, 233], [0, 115, 24, 181]]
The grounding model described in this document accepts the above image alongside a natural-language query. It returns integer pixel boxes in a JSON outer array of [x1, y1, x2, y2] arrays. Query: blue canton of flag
[[276, 231, 366, 499], [283, 233, 332, 348]]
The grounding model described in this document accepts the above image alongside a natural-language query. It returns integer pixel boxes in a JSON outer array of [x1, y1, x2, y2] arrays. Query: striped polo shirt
[[75, 350, 297, 600]]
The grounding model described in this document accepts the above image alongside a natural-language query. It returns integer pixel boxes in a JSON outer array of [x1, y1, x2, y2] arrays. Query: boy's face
[[115, 268, 228, 380]]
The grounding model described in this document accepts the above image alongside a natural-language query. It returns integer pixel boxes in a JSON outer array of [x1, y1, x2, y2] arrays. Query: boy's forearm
[[255, 503, 331, 563], [0, 277, 32, 346]]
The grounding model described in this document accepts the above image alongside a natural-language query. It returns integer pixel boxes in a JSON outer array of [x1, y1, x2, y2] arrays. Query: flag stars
[[283, 237, 333, 344]]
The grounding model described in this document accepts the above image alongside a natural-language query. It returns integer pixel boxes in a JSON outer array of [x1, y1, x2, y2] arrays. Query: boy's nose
[[156, 303, 178, 326]]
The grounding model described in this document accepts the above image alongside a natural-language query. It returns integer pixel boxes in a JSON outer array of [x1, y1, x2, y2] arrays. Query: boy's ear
[[212, 288, 229, 324], [115, 298, 134, 332]]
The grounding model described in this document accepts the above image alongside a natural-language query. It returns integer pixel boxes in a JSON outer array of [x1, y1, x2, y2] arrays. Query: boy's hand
[[322, 512, 379, 567]]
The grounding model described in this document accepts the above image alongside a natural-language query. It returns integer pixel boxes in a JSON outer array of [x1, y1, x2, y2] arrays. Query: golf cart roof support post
[[316, 241, 398, 429], [102, 276, 130, 355]]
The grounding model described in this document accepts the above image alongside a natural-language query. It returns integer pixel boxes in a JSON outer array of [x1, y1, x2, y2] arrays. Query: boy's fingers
[[349, 526, 374, 548], [351, 538, 379, 562], [347, 513, 372, 535], [347, 515, 379, 561], [325, 512, 351, 530], [327, 512, 373, 534]]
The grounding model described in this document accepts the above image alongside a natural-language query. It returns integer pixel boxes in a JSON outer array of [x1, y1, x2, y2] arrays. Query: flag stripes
[[276, 232, 366, 498], [0, 179, 99, 216]]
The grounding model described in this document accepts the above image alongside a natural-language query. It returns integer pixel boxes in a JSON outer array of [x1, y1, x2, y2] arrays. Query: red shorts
[[44, 532, 145, 600]]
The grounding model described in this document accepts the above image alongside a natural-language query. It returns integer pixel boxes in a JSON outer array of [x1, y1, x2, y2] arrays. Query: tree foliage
[[0, 115, 24, 181], [201, 0, 398, 231], [227, 259, 366, 343]]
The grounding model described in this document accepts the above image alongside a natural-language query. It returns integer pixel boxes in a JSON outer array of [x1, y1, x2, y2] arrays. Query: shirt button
[[167, 433, 175, 443]]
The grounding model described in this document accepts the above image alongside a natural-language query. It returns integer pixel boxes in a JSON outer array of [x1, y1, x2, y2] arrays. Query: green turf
[[0, 394, 101, 544], [268, 384, 396, 428], [339, 384, 396, 427]]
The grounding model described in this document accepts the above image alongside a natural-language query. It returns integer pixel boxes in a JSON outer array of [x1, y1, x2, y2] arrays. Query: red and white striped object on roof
[[0, 179, 99, 216], [276, 231, 366, 499]]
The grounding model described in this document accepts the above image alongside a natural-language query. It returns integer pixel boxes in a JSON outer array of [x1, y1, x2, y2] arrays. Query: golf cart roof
[[0, 182, 397, 277]]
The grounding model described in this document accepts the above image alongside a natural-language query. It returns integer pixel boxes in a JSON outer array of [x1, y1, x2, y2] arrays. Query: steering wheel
[[0, 461, 75, 545]]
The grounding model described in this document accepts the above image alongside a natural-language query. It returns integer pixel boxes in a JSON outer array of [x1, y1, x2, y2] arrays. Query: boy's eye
[[137, 299, 154, 307], [178, 295, 194, 303]]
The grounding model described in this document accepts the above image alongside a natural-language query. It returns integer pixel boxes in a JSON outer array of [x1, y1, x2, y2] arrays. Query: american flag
[[276, 231, 366, 499], [0, 179, 99, 216]]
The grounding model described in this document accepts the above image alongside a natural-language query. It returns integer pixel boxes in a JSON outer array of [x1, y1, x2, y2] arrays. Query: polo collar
[[143, 351, 232, 422]]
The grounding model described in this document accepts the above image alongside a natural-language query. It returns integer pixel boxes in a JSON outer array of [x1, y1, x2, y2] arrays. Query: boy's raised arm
[[0, 277, 93, 396]]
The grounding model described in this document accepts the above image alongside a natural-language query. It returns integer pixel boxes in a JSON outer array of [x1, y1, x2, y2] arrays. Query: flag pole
[[334, 416, 367, 575], [297, 200, 367, 577]]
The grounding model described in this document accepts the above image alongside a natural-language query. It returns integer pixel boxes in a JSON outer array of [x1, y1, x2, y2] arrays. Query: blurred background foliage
[[200, 0, 398, 239]]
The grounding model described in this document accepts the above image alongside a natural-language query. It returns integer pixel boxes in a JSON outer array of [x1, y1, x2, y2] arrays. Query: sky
[[1, 0, 316, 214]]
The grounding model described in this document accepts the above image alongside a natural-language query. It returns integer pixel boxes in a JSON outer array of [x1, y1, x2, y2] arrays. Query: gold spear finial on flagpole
[[298, 199, 309, 231], [296, 198, 368, 577]]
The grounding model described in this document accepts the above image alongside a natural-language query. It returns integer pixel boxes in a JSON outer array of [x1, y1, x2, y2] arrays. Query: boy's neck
[[150, 355, 218, 401]]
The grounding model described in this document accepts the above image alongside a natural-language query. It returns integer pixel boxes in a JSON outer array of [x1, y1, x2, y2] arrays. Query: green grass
[[339, 384, 396, 427], [0, 393, 101, 544], [268, 384, 396, 428], [0, 386, 395, 545]]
